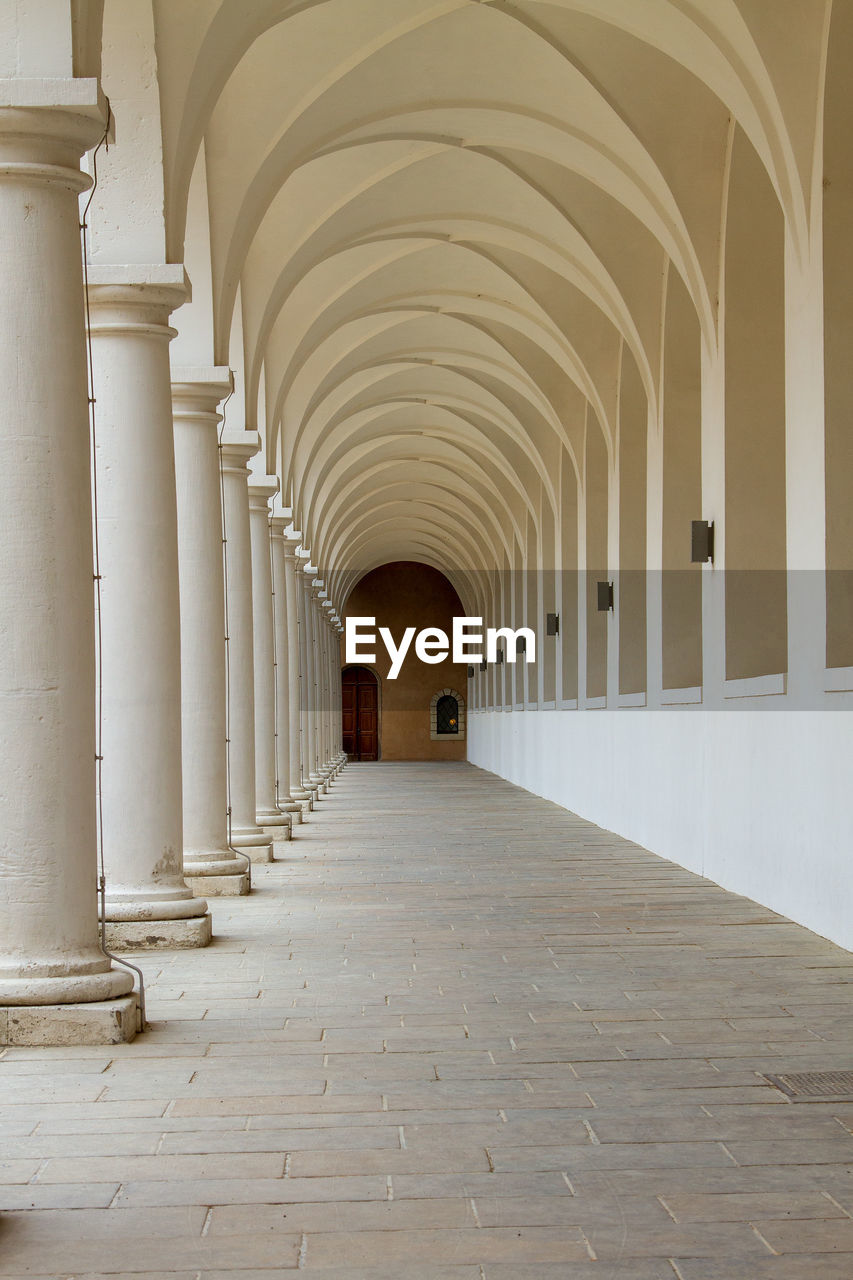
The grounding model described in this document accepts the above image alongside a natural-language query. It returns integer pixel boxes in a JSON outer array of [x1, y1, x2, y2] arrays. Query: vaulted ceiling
[[85, 0, 828, 612]]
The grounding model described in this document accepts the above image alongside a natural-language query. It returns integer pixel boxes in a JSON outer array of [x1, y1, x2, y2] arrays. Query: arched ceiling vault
[[95, 0, 825, 608]]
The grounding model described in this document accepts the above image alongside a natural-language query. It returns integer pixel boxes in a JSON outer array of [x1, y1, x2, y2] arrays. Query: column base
[[0, 996, 139, 1047], [182, 853, 251, 894], [232, 827, 274, 862], [237, 842, 274, 863], [105, 914, 213, 951], [184, 871, 250, 897], [265, 824, 291, 843], [291, 790, 313, 815], [257, 807, 289, 825], [263, 811, 291, 836]]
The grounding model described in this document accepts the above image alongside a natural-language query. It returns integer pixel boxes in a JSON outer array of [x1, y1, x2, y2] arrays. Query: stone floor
[[2, 762, 853, 1278]]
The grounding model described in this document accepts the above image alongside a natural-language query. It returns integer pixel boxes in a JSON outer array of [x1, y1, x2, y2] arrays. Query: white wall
[[468, 707, 853, 952]]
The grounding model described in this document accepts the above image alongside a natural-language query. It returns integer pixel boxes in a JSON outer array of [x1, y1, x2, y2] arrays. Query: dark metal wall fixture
[[691, 520, 715, 564]]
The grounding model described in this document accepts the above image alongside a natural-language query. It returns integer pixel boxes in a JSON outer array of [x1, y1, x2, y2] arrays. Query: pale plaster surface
[[2, 764, 852, 1276]]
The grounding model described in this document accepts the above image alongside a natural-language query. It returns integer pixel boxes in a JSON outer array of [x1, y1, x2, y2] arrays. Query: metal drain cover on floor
[[763, 1071, 853, 1100]]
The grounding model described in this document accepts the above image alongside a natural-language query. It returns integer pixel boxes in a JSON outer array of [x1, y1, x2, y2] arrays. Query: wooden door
[[341, 666, 379, 760]]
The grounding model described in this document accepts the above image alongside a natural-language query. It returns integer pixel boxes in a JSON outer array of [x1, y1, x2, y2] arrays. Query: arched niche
[[724, 126, 787, 682]]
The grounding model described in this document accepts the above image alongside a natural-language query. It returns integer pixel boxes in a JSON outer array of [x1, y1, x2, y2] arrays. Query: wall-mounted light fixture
[[597, 581, 614, 612], [480, 657, 487, 672], [496, 646, 504, 664], [546, 612, 560, 636], [516, 634, 527, 656], [691, 519, 714, 564], [467, 665, 475, 679]]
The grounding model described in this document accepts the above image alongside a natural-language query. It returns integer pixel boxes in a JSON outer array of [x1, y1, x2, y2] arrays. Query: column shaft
[[270, 519, 301, 821], [284, 541, 311, 809], [248, 480, 290, 838], [0, 82, 136, 1040], [87, 266, 210, 949], [220, 438, 273, 862], [318, 601, 333, 775], [302, 571, 322, 786], [172, 369, 249, 895]]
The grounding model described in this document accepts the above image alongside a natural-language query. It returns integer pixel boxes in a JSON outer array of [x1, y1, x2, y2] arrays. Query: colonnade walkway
[[2, 764, 853, 1278]]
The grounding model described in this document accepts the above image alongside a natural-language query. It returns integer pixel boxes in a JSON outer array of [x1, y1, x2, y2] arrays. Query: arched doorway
[[341, 666, 379, 761]]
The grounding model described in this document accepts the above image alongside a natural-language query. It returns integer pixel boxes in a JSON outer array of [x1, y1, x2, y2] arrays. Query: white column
[[314, 590, 332, 778], [284, 535, 312, 811], [270, 515, 301, 822], [320, 603, 333, 773], [220, 434, 273, 862], [332, 618, 345, 765], [87, 266, 211, 950], [172, 369, 250, 895], [0, 81, 137, 1042], [322, 600, 338, 772], [303, 570, 324, 788], [297, 560, 320, 792], [248, 478, 291, 840], [325, 606, 343, 772]]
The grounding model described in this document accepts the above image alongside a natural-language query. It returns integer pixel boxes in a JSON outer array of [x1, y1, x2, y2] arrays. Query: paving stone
[[114, 1175, 387, 1208], [35, 1152, 286, 1183], [671, 1260, 853, 1280], [0, 1185, 121, 1211], [753, 1217, 853, 1252], [660, 1190, 847, 1222], [0, 1230, 300, 1274], [158, 1125, 401, 1154], [207, 1197, 475, 1234], [304, 1225, 592, 1267]]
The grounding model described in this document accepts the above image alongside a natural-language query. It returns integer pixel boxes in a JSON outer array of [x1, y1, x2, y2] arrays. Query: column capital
[[219, 428, 261, 474], [171, 366, 233, 426], [86, 265, 190, 337], [269, 506, 294, 536], [0, 78, 107, 185], [248, 475, 280, 513]]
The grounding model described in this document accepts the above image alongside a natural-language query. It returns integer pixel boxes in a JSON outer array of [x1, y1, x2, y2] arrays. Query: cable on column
[[81, 103, 147, 1030]]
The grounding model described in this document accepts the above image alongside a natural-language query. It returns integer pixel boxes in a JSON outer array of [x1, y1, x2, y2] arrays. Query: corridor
[[2, 764, 853, 1277]]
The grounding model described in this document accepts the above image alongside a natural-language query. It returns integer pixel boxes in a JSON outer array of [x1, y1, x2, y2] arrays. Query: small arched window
[[430, 687, 466, 740], [436, 694, 459, 734]]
